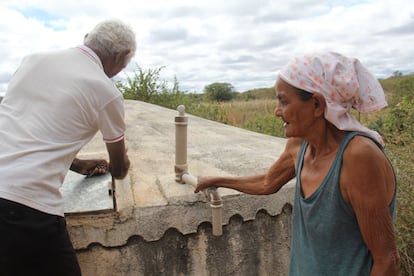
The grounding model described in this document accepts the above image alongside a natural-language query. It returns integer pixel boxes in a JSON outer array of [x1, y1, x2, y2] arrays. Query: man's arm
[[106, 139, 130, 179], [342, 137, 400, 275]]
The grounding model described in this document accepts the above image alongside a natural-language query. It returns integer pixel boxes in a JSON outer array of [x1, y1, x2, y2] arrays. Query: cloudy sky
[[1, 0, 413, 96]]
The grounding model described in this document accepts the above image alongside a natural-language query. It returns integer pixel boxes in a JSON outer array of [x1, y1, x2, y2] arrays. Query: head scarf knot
[[279, 51, 387, 144]]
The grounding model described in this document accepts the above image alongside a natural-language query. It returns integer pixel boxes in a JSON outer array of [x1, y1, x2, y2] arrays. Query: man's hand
[[70, 158, 109, 177]]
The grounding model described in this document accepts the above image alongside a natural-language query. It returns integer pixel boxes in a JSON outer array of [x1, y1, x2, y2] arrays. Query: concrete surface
[[65, 100, 295, 275]]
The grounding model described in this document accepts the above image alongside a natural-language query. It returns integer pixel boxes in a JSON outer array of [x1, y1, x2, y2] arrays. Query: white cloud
[[0, 0, 413, 96]]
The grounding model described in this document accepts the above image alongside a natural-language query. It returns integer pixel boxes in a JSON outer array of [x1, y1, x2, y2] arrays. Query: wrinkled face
[[274, 78, 316, 138]]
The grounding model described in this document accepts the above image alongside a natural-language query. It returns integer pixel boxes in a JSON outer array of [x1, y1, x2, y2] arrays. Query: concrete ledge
[[68, 183, 294, 249]]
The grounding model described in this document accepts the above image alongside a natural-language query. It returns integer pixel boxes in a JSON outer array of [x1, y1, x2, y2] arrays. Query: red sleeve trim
[[103, 133, 124, 143]]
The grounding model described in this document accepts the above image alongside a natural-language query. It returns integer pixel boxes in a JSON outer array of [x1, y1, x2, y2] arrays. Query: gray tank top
[[289, 132, 396, 276]]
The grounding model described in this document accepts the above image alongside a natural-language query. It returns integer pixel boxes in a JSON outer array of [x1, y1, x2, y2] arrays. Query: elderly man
[[0, 19, 135, 275], [195, 52, 400, 275]]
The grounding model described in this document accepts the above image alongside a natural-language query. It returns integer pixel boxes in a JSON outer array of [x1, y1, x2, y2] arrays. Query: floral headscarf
[[279, 51, 387, 145]]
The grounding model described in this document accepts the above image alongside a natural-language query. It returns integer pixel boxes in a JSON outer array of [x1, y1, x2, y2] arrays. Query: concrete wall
[[76, 204, 292, 276]]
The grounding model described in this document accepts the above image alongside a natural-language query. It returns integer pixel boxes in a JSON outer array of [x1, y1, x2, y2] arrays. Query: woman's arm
[[342, 137, 400, 276], [194, 138, 299, 195]]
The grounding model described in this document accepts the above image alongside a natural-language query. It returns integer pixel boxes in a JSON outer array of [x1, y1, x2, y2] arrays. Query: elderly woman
[[195, 52, 400, 275]]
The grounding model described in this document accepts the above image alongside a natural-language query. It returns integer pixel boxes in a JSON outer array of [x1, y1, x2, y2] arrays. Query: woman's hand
[[194, 176, 217, 193]]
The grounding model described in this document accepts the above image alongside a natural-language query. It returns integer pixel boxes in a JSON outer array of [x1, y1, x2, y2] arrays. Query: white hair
[[84, 19, 136, 58]]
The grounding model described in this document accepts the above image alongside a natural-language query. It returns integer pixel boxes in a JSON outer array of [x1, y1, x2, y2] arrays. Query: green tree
[[117, 64, 191, 110], [204, 82, 235, 102], [118, 65, 166, 102], [393, 70, 403, 77], [151, 76, 191, 110]]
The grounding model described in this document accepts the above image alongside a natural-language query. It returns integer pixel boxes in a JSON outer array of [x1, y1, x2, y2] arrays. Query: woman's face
[[274, 78, 317, 138]]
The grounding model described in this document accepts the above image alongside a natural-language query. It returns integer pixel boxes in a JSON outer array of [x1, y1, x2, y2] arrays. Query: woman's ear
[[312, 93, 326, 117]]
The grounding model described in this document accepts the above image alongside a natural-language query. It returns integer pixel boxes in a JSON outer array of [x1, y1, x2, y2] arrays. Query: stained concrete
[[65, 100, 295, 275]]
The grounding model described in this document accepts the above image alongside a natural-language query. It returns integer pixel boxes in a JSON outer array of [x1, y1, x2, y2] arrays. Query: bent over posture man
[[0, 19, 136, 275], [195, 52, 400, 276]]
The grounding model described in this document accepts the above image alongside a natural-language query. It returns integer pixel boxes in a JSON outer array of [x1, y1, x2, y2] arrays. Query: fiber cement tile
[[61, 170, 114, 214]]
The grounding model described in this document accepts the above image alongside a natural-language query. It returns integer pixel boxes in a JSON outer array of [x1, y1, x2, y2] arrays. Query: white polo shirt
[[0, 46, 125, 216]]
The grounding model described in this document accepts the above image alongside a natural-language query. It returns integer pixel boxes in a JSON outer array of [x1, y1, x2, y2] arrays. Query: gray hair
[[84, 19, 136, 59]]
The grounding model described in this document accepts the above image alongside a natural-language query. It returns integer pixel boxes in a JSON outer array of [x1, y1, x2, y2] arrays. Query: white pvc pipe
[[210, 199, 223, 236], [175, 105, 223, 236], [182, 173, 197, 187], [182, 173, 223, 236], [175, 105, 188, 182]]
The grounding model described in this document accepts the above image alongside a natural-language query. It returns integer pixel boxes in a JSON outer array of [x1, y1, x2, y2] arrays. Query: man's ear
[[115, 49, 131, 64], [312, 93, 326, 117]]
